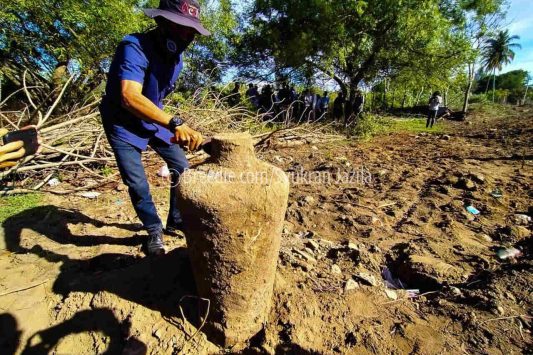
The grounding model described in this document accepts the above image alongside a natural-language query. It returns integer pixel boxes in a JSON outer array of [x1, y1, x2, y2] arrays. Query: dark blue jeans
[[106, 132, 189, 236]]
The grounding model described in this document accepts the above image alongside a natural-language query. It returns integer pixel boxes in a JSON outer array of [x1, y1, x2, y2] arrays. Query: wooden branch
[[38, 75, 75, 128], [40, 112, 99, 133]]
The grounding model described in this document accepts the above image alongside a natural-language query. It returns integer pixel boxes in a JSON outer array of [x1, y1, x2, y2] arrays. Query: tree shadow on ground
[[1, 205, 198, 351]]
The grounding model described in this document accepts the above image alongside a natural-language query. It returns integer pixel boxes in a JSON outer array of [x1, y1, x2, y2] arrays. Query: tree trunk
[[522, 82, 530, 105], [492, 69, 496, 103], [462, 62, 475, 114]]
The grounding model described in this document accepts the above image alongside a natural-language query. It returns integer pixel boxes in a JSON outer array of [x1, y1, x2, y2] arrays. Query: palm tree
[[482, 30, 521, 102]]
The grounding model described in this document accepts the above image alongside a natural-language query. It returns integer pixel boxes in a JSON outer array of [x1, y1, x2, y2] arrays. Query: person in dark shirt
[[333, 92, 345, 121], [246, 83, 259, 108], [227, 82, 241, 107], [99, 0, 209, 255]]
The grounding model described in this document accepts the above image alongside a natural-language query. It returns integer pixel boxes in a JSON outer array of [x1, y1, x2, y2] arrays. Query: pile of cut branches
[[1, 76, 343, 196]]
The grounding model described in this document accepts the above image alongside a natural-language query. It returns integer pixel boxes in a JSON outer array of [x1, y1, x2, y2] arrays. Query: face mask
[[157, 26, 193, 60]]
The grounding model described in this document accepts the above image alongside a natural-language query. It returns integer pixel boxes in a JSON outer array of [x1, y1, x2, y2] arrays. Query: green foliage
[[482, 30, 521, 73], [475, 70, 529, 104], [469, 93, 489, 104], [178, 0, 238, 89], [1, 0, 238, 103], [237, 0, 479, 111], [347, 114, 390, 140], [0, 193, 42, 223], [1, 1, 150, 81]]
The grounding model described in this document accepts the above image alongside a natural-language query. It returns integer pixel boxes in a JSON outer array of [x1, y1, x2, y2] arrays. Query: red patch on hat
[[181, 2, 200, 19]]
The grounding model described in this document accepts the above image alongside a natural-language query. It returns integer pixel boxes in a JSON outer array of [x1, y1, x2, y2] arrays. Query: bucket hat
[[143, 0, 210, 36]]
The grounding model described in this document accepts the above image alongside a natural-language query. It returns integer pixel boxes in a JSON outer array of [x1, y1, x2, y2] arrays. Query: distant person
[[427, 91, 442, 128], [333, 92, 345, 121], [245, 83, 259, 108], [228, 82, 241, 107], [259, 85, 274, 117], [319, 91, 330, 118], [278, 82, 292, 105], [303, 90, 315, 120]]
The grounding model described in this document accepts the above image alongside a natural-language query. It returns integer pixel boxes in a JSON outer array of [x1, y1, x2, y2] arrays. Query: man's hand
[[0, 128, 25, 168], [172, 125, 203, 151]]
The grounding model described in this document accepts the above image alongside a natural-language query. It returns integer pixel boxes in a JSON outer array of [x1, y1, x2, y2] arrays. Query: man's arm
[[121, 80, 203, 151]]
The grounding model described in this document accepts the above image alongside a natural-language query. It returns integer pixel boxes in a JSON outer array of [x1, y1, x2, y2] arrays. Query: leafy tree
[[1, 0, 237, 104], [481, 29, 521, 101], [177, 0, 238, 91], [0, 1, 150, 90], [236, 0, 475, 118], [475, 69, 528, 103], [444, 0, 507, 113]]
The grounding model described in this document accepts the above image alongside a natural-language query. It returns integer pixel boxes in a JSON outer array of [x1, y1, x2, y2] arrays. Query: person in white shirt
[[427, 91, 442, 128]]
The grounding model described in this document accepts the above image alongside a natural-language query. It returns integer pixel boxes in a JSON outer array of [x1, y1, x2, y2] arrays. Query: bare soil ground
[[1, 106, 531, 354]]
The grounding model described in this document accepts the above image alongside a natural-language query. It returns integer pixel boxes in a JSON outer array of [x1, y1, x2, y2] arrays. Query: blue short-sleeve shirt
[[100, 32, 183, 150]]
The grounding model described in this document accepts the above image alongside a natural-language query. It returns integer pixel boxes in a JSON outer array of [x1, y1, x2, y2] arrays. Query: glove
[[0, 128, 29, 169]]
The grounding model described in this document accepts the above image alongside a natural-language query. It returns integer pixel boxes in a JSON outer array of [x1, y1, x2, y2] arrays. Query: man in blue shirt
[[100, 0, 209, 256]]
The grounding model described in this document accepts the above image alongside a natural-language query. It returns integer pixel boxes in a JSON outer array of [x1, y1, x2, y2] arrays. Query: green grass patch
[[0, 193, 43, 223]]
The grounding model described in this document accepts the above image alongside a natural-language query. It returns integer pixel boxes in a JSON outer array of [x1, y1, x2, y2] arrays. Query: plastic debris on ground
[[47, 178, 60, 187], [466, 205, 480, 215], [158, 165, 170, 178], [79, 191, 101, 199], [381, 266, 420, 298], [496, 247, 522, 260]]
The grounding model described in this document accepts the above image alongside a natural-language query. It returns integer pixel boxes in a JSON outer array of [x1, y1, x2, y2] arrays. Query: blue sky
[[502, 0, 533, 75]]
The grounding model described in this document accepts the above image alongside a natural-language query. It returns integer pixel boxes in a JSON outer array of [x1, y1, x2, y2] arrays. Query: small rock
[[455, 178, 476, 191], [445, 174, 459, 185], [496, 306, 505, 316], [293, 248, 317, 264], [450, 286, 463, 297], [384, 289, 398, 300], [116, 184, 127, 192], [369, 245, 382, 253], [354, 272, 378, 286], [304, 247, 315, 255], [345, 242, 359, 251], [442, 135, 451, 140], [477, 234, 493, 243], [470, 173, 485, 184], [344, 279, 359, 291], [505, 292, 516, 302], [331, 264, 342, 274], [79, 191, 101, 199], [311, 146, 319, 151], [304, 195, 315, 204], [355, 215, 374, 226], [153, 329, 162, 340], [305, 240, 320, 252], [512, 214, 531, 226]]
